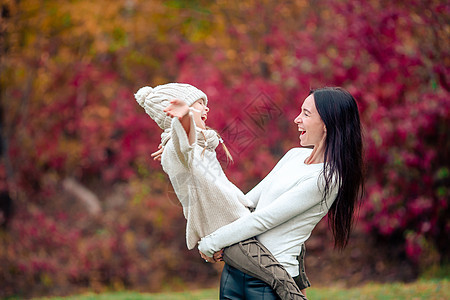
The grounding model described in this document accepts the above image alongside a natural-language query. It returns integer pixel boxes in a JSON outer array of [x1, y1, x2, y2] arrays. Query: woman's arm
[[245, 149, 297, 208], [198, 175, 330, 257]]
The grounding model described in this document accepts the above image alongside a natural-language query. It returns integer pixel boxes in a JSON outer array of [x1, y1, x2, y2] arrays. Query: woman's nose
[[294, 114, 301, 124], [205, 106, 210, 112]]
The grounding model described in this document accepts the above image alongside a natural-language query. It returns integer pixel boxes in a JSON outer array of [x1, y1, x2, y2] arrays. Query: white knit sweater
[[161, 116, 253, 250], [198, 147, 339, 276]]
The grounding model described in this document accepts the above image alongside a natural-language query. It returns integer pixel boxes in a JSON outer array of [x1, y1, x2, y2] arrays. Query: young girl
[[135, 83, 307, 299]]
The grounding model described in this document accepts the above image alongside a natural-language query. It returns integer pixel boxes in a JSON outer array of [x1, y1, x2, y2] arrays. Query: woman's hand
[[151, 144, 164, 161], [164, 99, 190, 120], [213, 249, 224, 262], [199, 250, 216, 263]]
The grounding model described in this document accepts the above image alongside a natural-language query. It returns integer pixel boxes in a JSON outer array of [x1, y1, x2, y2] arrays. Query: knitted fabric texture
[[135, 83, 208, 146], [162, 116, 253, 250]]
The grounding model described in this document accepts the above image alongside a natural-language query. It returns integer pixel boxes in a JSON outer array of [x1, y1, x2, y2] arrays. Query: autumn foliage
[[0, 0, 448, 297]]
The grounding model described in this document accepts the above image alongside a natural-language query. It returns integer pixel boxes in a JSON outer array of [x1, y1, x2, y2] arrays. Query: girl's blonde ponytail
[[220, 138, 233, 163], [206, 127, 233, 163]]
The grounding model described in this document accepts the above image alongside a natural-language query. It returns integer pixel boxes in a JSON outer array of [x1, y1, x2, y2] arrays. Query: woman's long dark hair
[[311, 87, 365, 249]]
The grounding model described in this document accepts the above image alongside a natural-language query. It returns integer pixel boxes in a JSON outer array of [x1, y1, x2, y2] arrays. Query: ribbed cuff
[[198, 235, 217, 258]]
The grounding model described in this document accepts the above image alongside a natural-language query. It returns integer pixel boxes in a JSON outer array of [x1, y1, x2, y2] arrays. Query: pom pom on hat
[[135, 86, 153, 108], [134, 83, 208, 131]]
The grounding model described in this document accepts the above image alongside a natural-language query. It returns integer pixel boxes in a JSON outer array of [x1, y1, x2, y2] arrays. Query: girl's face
[[191, 99, 209, 129], [294, 94, 327, 148]]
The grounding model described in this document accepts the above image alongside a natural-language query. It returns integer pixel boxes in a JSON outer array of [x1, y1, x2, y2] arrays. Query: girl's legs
[[220, 263, 278, 300], [222, 238, 307, 300], [293, 243, 310, 297]]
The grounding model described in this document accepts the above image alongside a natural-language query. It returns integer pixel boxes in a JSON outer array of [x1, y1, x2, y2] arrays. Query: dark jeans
[[220, 263, 279, 300]]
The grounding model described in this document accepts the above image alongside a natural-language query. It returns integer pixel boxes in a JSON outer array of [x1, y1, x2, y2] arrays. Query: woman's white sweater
[[198, 147, 338, 277], [161, 116, 253, 250]]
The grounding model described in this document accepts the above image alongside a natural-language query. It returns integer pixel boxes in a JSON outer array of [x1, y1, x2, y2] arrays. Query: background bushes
[[0, 0, 448, 297]]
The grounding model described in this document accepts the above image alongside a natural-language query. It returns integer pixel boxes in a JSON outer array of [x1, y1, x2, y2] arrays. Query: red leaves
[[1, 0, 449, 295]]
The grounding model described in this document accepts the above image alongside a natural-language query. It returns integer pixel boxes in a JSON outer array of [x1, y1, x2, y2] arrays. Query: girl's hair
[[310, 87, 365, 249], [205, 127, 233, 163], [218, 133, 234, 163]]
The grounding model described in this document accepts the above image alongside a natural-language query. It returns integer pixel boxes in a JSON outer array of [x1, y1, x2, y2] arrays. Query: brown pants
[[294, 243, 311, 290], [223, 238, 308, 300]]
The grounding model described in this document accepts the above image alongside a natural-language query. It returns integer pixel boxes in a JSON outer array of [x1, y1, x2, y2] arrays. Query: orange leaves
[[1, 0, 449, 296]]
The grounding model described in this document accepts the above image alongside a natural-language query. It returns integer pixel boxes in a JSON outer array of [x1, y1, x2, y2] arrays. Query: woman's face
[[294, 94, 326, 147], [191, 99, 209, 129]]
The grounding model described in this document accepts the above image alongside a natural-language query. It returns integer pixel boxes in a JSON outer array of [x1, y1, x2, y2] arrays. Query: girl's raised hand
[[164, 99, 189, 120]]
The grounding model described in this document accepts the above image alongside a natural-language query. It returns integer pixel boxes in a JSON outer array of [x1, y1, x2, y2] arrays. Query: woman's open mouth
[[201, 115, 207, 122]]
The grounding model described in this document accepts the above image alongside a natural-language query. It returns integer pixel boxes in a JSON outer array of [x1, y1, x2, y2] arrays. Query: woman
[[198, 87, 365, 299]]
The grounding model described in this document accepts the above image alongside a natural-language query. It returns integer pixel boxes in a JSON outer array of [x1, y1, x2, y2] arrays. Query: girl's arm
[[165, 100, 197, 166], [164, 99, 195, 145], [198, 174, 336, 257]]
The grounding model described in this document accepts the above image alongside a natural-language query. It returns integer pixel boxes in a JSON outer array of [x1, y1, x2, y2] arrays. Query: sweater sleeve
[[245, 149, 297, 208], [198, 174, 328, 257], [170, 113, 197, 167]]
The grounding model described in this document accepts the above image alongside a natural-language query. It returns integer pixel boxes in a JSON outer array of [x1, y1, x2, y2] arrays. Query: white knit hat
[[135, 83, 208, 131]]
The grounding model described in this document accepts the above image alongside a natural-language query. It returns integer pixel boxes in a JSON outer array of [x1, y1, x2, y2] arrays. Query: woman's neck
[[305, 149, 324, 164], [304, 137, 326, 164]]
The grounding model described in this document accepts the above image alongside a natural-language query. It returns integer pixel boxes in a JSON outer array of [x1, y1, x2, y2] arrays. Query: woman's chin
[[299, 137, 305, 146], [299, 140, 311, 147]]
